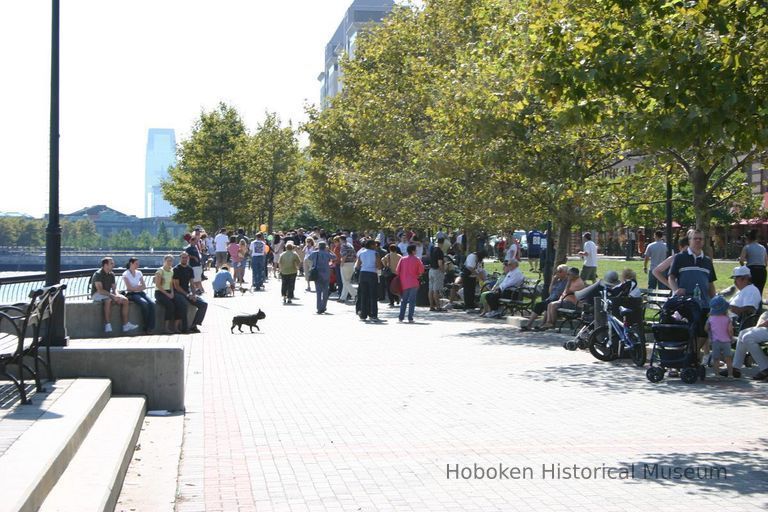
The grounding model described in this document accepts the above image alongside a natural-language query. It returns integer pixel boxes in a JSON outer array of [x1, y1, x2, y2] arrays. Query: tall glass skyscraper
[[145, 128, 177, 218]]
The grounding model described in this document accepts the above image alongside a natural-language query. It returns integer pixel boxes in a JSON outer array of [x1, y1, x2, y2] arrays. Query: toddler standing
[[705, 296, 734, 378]]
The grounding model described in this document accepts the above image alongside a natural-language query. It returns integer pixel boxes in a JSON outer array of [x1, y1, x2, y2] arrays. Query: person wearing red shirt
[[395, 244, 425, 323]]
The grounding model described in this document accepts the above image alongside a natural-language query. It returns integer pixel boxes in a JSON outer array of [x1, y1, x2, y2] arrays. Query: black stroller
[[646, 296, 706, 384]]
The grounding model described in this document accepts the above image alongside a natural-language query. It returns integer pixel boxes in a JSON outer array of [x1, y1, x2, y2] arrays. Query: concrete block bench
[[65, 300, 198, 339]]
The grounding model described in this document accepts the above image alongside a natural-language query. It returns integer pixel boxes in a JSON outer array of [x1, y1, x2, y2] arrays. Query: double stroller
[[646, 296, 706, 383]]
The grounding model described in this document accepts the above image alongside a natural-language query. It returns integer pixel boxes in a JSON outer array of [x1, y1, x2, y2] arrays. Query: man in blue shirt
[[669, 228, 716, 357], [527, 229, 542, 272], [212, 266, 236, 297]]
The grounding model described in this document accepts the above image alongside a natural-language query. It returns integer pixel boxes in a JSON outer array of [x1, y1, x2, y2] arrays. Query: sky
[[0, 0, 384, 219]]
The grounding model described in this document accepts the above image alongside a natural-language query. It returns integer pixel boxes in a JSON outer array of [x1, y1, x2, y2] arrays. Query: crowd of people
[[87, 224, 768, 383]]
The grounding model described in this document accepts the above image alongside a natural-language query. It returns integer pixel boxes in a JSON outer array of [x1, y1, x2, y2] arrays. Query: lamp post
[[45, 0, 61, 287], [46, 0, 68, 346], [666, 167, 673, 257]]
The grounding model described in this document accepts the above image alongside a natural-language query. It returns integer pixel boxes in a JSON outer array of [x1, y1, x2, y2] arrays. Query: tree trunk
[[691, 165, 713, 257], [555, 220, 573, 266]]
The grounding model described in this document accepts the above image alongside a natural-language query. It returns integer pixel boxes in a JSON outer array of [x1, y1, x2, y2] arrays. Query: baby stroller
[[646, 296, 706, 383]]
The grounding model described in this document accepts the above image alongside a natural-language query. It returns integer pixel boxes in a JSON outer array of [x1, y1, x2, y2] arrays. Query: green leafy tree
[[163, 102, 250, 230], [155, 222, 171, 249], [246, 113, 302, 232], [524, 0, 768, 247]]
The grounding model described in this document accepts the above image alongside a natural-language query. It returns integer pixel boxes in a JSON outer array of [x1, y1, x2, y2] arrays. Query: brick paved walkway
[[173, 279, 768, 511]]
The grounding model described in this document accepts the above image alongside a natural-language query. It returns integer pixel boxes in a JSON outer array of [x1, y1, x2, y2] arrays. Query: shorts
[[192, 266, 203, 282], [428, 269, 444, 292], [92, 294, 110, 302], [233, 260, 245, 269], [710, 340, 732, 359], [580, 266, 597, 281]]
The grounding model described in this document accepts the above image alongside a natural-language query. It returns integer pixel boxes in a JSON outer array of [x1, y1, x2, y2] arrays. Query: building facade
[[318, 0, 395, 108], [62, 205, 187, 239], [145, 128, 177, 218]]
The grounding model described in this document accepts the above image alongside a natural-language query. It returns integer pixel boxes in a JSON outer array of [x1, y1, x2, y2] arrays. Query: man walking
[[309, 241, 336, 314], [249, 233, 267, 290], [578, 232, 598, 284], [396, 244, 425, 323], [643, 230, 668, 289], [214, 228, 229, 270]]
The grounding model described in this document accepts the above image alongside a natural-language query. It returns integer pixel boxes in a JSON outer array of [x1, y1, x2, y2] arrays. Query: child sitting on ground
[[705, 296, 734, 378]]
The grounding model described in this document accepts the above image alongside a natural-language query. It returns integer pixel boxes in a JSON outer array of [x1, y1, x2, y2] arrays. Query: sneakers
[[123, 322, 139, 332], [104, 324, 113, 334], [752, 369, 768, 381], [719, 369, 741, 378]]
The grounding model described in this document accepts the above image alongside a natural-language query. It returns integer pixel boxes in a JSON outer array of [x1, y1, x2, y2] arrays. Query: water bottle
[[693, 283, 701, 302]]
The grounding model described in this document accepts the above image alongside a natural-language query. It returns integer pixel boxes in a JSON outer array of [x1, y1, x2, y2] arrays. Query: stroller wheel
[[563, 340, 578, 351], [681, 368, 698, 384], [698, 365, 706, 381], [646, 367, 664, 383]]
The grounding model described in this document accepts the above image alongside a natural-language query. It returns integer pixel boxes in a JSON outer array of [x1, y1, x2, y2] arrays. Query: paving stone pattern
[[161, 278, 768, 511]]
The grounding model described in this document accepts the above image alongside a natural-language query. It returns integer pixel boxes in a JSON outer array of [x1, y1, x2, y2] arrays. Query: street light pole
[[46, 0, 61, 287], [666, 167, 673, 257]]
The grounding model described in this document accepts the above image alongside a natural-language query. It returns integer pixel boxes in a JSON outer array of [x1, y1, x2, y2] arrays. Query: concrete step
[[39, 396, 146, 512], [0, 378, 111, 512]]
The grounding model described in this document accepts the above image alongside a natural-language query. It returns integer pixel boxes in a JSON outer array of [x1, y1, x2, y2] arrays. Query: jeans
[[358, 271, 379, 319], [281, 273, 297, 299], [154, 290, 180, 321], [127, 291, 155, 332], [647, 271, 668, 290], [176, 294, 207, 331], [399, 287, 418, 321], [316, 277, 330, 312], [252, 255, 265, 288]]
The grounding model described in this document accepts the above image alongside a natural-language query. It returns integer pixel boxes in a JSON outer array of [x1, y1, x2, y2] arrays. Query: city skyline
[[0, 1, 406, 219]]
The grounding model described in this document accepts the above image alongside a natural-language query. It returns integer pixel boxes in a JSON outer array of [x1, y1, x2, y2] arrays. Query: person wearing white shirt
[[484, 261, 525, 317], [578, 232, 598, 283], [728, 266, 762, 319], [213, 229, 229, 269], [461, 250, 485, 310]]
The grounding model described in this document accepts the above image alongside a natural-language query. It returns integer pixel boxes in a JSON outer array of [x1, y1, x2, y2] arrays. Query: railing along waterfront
[[0, 268, 157, 304]]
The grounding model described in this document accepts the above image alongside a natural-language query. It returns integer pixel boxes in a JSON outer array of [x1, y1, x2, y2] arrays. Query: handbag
[[389, 275, 403, 297], [381, 266, 393, 278]]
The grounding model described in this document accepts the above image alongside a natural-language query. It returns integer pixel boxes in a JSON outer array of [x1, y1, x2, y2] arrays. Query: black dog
[[231, 309, 266, 333]]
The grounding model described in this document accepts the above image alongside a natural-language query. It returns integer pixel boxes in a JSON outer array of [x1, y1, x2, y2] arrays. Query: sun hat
[[709, 295, 729, 315], [730, 266, 751, 279]]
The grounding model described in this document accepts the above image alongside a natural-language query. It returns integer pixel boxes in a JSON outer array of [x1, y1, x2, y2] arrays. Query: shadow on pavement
[[521, 362, 768, 408], [620, 438, 768, 498]]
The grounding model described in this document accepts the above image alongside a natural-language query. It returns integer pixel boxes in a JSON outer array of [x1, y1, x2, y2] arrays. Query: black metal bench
[[0, 284, 66, 404], [498, 278, 541, 317]]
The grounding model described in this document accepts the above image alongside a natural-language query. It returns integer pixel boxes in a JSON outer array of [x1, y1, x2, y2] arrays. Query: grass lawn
[[485, 257, 743, 295]]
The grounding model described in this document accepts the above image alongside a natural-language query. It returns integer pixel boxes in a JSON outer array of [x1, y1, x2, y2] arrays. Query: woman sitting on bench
[[520, 264, 568, 331], [535, 267, 585, 330]]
